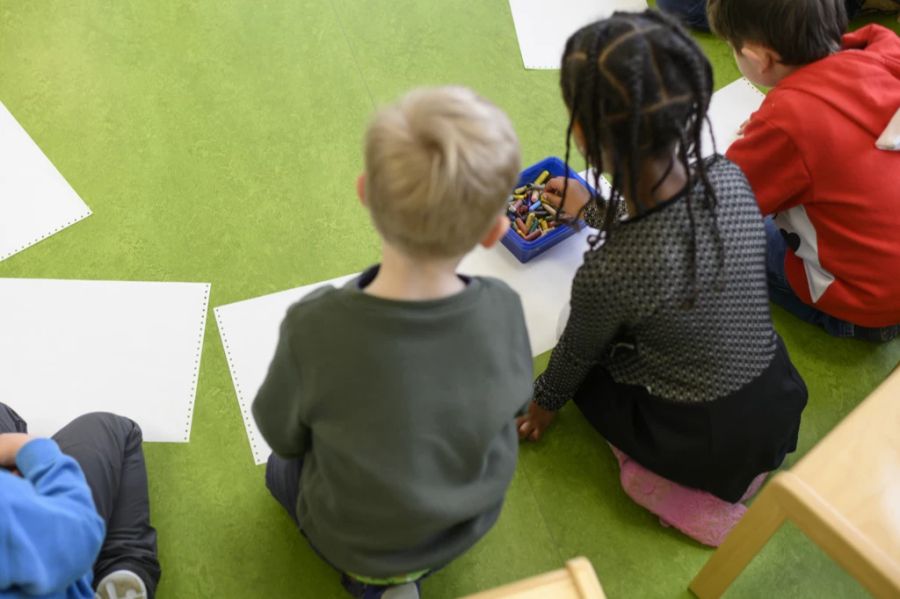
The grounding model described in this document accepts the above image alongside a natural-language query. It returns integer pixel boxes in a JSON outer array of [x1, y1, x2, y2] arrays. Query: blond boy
[[252, 87, 532, 599]]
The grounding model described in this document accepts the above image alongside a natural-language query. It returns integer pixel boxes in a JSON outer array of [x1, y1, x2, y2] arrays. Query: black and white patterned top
[[534, 157, 777, 409]]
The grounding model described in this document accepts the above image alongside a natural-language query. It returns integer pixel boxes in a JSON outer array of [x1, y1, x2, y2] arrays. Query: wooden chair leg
[[689, 479, 788, 599], [775, 474, 900, 598], [566, 557, 607, 598]]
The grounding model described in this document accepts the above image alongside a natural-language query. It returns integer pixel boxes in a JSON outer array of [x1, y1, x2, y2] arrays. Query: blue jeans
[[764, 217, 899, 342], [655, 0, 710, 30], [265, 454, 425, 599]]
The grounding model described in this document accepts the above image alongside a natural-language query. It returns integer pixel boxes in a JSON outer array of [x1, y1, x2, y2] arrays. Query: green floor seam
[[326, 0, 378, 111], [518, 446, 570, 569]]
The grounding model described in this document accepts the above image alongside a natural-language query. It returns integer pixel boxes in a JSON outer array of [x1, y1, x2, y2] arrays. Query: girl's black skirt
[[574, 335, 808, 502]]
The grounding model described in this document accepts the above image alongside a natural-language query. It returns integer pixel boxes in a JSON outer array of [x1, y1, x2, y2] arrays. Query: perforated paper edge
[[735, 77, 766, 99], [0, 208, 93, 262], [214, 306, 267, 465], [181, 284, 211, 442]]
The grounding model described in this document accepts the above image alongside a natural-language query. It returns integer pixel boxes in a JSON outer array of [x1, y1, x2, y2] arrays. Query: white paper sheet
[[509, 0, 648, 69], [703, 78, 765, 157], [0, 278, 210, 442], [0, 101, 92, 262], [215, 275, 357, 464], [460, 228, 597, 356]]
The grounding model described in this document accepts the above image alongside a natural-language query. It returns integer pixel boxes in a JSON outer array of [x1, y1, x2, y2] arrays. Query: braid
[[560, 110, 577, 225], [588, 28, 620, 242], [677, 125, 700, 307], [662, 16, 727, 291], [626, 50, 646, 214], [584, 31, 609, 246]]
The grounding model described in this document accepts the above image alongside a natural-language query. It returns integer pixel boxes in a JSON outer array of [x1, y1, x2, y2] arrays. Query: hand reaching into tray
[[541, 177, 591, 220]]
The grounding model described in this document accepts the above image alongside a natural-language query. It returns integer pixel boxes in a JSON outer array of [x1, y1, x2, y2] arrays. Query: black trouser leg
[[0, 403, 28, 433], [265, 452, 303, 526], [53, 413, 161, 598]]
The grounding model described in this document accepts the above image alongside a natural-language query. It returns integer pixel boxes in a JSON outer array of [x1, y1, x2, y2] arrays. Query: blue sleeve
[[0, 438, 105, 596]]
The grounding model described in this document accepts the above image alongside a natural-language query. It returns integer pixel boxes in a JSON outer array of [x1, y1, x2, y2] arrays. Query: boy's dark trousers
[[266, 454, 427, 599], [0, 403, 161, 598]]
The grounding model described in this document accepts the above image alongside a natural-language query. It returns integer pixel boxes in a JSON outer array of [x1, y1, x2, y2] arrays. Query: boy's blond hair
[[364, 86, 520, 259]]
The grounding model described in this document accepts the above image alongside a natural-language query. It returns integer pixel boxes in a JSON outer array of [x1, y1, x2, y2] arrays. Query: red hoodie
[[727, 25, 900, 328]]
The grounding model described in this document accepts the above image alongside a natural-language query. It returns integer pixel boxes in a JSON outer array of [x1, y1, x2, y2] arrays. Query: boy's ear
[[356, 173, 367, 206], [741, 43, 779, 74], [480, 214, 510, 249]]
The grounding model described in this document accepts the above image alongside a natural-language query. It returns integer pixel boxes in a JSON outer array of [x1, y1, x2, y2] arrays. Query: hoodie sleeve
[[0, 438, 105, 596], [726, 115, 813, 216], [842, 24, 900, 67]]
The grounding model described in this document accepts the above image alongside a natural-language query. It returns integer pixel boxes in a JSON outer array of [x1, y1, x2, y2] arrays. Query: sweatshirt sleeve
[[252, 312, 312, 458], [0, 438, 105, 596], [726, 116, 812, 216], [843, 24, 900, 66], [533, 251, 624, 410]]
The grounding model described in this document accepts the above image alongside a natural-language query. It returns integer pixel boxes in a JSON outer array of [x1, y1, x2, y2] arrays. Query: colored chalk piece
[[500, 157, 593, 263]]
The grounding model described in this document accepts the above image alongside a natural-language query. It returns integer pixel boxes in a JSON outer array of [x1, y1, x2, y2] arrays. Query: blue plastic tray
[[501, 157, 594, 263]]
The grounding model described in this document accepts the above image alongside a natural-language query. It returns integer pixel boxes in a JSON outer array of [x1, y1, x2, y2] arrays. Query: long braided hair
[[559, 10, 724, 302]]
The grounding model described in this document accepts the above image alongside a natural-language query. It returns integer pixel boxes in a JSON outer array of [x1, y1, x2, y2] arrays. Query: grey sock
[[382, 582, 419, 599]]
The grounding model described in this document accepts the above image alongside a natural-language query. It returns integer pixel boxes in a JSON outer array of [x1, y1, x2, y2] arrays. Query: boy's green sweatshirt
[[252, 266, 532, 577]]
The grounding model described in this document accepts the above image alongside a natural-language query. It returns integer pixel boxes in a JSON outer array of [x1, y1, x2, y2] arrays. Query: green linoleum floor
[[1, 2, 898, 597]]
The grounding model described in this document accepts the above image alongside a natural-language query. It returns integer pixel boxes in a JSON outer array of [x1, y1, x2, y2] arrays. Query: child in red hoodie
[[709, 0, 900, 342]]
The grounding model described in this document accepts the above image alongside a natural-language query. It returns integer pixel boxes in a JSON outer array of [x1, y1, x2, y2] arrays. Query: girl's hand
[[517, 401, 557, 442], [541, 177, 591, 217], [0, 433, 33, 469]]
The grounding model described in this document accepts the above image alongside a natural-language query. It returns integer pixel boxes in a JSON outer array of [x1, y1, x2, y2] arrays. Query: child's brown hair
[[707, 0, 847, 65]]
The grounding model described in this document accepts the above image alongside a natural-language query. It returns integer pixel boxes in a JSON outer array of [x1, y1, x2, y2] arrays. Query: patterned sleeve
[[533, 248, 626, 410], [583, 196, 628, 230], [582, 200, 605, 230]]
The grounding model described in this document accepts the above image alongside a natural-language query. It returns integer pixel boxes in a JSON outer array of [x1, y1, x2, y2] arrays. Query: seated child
[[656, 0, 896, 31], [709, 0, 900, 341], [252, 86, 532, 598], [515, 10, 808, 547], [0, 404, 160, 599]]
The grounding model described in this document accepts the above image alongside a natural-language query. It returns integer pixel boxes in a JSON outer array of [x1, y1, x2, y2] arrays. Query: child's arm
[[252, 316, 311, 458], [531, 257, 624, 413], [726, 117, 812, 216], [0, 436, 105, 595], [843, 24, 900, 65]]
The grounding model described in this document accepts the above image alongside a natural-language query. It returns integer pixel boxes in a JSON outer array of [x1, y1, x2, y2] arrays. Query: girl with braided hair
[[516, 10, 808, 546]]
